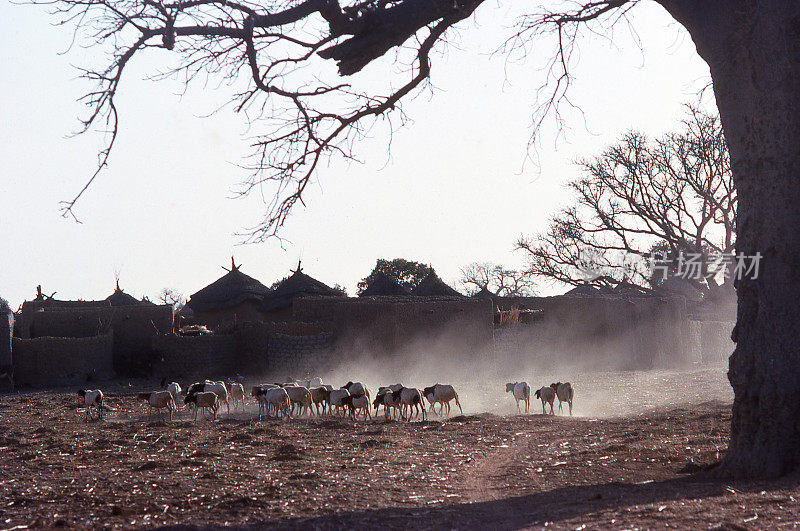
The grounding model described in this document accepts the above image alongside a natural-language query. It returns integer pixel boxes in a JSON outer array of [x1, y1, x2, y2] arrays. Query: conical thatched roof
[[259, 266, 343, 312], [106, 281, 146, 307], [565, 283, 600, 296], [411, 272, 462, 297], [359, 271, 411, 297], [471, 287, 500, 301], [187, 260, 270, 313]]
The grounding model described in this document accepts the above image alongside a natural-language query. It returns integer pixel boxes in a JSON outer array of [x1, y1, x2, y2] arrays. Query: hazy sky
[[0, 1, 713, 309]]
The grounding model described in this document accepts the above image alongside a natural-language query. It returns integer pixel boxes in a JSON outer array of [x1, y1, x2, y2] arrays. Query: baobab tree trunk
[[663, 1, 800, 477]]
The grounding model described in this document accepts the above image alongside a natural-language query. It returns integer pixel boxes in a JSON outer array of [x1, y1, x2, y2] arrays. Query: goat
[[229, 383, 246, 411], [309, 386, 329, 416], [165, 382, 182, 406], [184, 391, 219, 421], [550, 382, 574, 416], [329, 389, 351, 416], [77, 389, 104, 420], [137, 391, 176, 421], [303, 377, 324, 388], [340, 394, 372, 421], [423, 384, 463, 417], [535, 386, 556, 415], [342, 381, 370, 400], [378, 388, 402, 420], [285, 386, 313, 416], [506, 382, 531, 414], [187, 380, 230, 414], [393, 387, 426, 421]]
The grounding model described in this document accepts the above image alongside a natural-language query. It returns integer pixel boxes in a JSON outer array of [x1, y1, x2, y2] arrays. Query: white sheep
[[165, 382, 182, 405], [77, 389, 104, 420], [550, 382, 574, 416], [394, 387, 426, 421], [229, 383, 246, 411], [265, 387, 291, 419], [342, 381, 370, 400], [184, 391, 219, 421], [285, 386, 313, 416], [329, 389, 351, 416], [138, 391, 176, 421], [303, 377, 324, 388], [423, 383, 463, 417], [506, 382, 531, 414], [535, 386, 556, 415]]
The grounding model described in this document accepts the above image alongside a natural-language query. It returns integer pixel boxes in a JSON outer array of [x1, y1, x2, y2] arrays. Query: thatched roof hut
[[358, 271, 411, 297], [186, 260, 270, 314], [105, 281, 146, 307], [565, 283, 600, 296], [471, 287, 500, 301], [411, 272, 463, 297], [259, 266, 343, 313]]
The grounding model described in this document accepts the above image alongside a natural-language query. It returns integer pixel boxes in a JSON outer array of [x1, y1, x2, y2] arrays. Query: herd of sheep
[[75, 378, 574, 422]]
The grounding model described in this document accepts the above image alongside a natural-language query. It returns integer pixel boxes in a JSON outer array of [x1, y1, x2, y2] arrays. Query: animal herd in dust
[[75, 378, 575, 422]]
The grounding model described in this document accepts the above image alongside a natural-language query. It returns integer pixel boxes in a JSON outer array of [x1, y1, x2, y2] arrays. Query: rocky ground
[[0, 368, 798, 529]]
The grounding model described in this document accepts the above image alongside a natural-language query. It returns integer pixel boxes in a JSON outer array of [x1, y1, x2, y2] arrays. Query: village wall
[[29, 308, 113, 339], [12, 332, 114, 387], [267, 333, 334, 377], [151, 334, 239, 378], [492, 295, 693, 370], [150, 320, 336, 378], [191, 300, 264, 332], [0, 313, 12, 367], [292, 297, 494, 361], [110, 304, 174, 376]]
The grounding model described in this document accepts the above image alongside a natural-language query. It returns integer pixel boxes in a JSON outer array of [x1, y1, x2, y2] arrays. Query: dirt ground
[[1, 369, 799, 529]]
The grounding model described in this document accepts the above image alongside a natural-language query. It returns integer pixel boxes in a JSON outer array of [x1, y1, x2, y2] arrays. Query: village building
[[410, 272, 463, 297], [258, 263, 344, 321], [358, 271, 411, 297], [184, 259, 270, 330]]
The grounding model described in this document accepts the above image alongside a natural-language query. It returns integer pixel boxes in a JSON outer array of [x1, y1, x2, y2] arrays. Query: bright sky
[[0, 1, 713, 309]]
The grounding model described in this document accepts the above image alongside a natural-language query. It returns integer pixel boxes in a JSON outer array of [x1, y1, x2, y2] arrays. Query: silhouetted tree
[[518, 107, 735, 296], [44, 0, 800, 477], [357, 259, 433, 294], [460, 262, 535, 296]]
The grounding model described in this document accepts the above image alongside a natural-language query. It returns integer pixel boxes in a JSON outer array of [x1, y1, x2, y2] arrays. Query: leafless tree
[[159, 288, 186, 311], [40, 0, 800, 478], [460, 262, 535, 297], [517, 107, 734, 296]]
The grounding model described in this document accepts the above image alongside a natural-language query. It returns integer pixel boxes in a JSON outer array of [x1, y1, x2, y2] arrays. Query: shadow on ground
[[158, 474, 796, 530]]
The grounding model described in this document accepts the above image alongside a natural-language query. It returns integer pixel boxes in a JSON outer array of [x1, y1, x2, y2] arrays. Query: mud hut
[[358, 271, 411, 297], [105, 281, 146, 307], [185, 258, 270, 330], [259, 264, 344, 321], [564, 283, 601, 296], [410, 272, 463, 297]]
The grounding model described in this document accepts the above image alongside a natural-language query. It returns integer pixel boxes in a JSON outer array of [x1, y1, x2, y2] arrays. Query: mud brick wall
[[492, 295, 693, 371], [12, 332, 114, 388], [0, 313, 12, 367], [292, 297, 493, 359], [266, 332, 333, 377], [110, 305, 174, 376], [29, 308, 113, 339], [151, 334, 238, 378]]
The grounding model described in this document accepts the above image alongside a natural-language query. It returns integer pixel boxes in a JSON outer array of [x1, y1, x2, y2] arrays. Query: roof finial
[[292, 260, 302, 274], [231, 256, 237, 270], [116, 278, 121, 292]]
